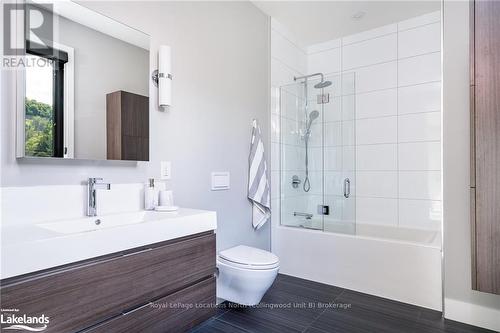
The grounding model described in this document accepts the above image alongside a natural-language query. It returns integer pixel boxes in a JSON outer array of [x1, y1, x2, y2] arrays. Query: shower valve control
[[317, 205, 330, 215], [317, 93, 330, 104], [291, 175, 301, 189]]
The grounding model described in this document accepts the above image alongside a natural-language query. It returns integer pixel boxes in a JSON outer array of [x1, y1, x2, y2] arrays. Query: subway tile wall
[[271, 11, 442, 231], [270, 18, 308, 228]]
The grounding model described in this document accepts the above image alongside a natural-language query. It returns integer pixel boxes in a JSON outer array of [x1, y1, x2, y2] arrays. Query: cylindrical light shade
[[158, 45, 172, 108]]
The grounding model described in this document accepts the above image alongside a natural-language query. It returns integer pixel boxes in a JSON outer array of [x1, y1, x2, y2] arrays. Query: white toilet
[[216, 245, 280, 306]]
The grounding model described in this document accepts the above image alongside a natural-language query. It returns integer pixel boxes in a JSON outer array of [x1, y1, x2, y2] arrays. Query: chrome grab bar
[[294, 212, 313, 220], [343, 178, 351, 198]]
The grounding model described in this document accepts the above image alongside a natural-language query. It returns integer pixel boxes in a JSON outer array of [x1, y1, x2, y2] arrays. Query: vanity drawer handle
[[122, 248, 153, 257], [122, 302, 152, 316]]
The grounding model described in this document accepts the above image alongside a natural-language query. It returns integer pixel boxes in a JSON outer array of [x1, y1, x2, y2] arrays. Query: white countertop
[[0, 208, 217, 279]]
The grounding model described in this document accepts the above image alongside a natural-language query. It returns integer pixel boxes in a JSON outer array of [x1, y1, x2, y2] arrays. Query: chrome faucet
[[87, 178, 111, 217]]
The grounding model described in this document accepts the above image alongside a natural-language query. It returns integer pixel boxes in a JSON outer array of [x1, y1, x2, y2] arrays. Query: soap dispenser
[[144, 178, 156, 210]]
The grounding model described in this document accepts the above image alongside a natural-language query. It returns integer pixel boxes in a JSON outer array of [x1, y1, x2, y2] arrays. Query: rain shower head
[[294, 73, 332, 89], [314, 80, 332, 89]]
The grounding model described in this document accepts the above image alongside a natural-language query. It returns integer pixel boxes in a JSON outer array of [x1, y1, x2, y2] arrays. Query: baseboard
[[444, 298, 500, 331]]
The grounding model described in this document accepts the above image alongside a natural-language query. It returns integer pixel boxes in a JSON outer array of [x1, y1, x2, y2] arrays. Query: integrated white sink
[[1, 208, 217, 279], [37, 211, 162, 234]]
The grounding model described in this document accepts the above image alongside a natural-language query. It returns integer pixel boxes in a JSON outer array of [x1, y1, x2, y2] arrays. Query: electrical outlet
[[160, 161, 171, 180]]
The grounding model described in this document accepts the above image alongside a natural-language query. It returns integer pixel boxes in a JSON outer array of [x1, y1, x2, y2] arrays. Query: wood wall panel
[[471, 0, 500, 295]]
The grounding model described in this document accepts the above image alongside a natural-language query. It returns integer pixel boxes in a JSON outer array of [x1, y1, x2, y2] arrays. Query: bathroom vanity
[[0, 209, 217, 332]]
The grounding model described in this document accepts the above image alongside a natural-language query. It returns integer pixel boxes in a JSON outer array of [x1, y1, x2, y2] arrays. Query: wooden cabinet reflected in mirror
[[106, 91, 149, 161]]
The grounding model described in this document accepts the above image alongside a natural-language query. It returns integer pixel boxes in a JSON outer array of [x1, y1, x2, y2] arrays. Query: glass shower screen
[[279, 72, 356, 234]]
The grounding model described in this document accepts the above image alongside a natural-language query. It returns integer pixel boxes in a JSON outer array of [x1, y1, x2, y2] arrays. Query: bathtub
[[272, 219, 442, 310], [295, 218, 441, 247]]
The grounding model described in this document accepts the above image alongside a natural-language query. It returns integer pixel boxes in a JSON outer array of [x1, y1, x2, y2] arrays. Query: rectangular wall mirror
[[16, 1, 150, 161]]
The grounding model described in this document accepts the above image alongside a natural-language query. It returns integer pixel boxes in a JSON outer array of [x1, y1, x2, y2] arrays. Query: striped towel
[[248, 119, 271, 230]]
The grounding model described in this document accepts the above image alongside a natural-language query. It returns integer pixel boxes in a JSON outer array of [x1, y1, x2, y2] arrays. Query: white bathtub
[[294, 218, 441, 247], [272, 220, 442, 310]]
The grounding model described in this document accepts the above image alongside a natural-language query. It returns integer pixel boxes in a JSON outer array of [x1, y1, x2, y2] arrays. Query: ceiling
[[252, 1, 441, 47]]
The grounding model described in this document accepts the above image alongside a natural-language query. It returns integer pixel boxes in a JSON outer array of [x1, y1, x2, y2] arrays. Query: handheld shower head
[[306, 110, 320, 130]]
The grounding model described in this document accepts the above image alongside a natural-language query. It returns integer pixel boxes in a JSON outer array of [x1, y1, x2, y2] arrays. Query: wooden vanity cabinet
[[470, 0, 500, 295], [0, 231, 216, 332]]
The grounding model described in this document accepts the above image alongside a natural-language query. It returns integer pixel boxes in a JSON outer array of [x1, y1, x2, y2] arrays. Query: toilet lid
[[219, 245, 279, 266]]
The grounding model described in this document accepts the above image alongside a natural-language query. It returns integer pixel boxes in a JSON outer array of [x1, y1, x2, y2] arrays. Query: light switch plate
[[160, 161, 171, 180], [211, 172, 230, 191]]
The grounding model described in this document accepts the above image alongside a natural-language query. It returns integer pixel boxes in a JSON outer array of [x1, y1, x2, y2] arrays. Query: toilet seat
[[218, 245, 279, 270], [217, 256, 279, 270]]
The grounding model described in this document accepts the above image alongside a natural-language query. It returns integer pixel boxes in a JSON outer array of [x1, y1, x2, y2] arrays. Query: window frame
[[23, 41, 75, 158]]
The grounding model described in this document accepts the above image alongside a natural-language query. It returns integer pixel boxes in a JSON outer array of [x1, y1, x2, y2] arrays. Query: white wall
[[1, 1, 271, 252], [306, 11, 442, 231], [56, 12, 149, 160], [443, 1, 500, 331]]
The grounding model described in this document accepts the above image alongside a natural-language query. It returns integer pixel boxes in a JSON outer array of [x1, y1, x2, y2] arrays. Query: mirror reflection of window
[[25, 55, 55, 157], [24, 42, 69, 158]]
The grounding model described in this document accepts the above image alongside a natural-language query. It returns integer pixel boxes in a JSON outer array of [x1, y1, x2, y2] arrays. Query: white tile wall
[[342, 146, 356, 171], [271, 58, 301, 87], [271, 113, 280, 143], [398, 23, 441, 58], [323, 97, 342, 122], [356, 116, 397, 145], [354, 61, 398, 93], [271, 142, 280, 171], [398, 52, 441, 86], [342, 95, 356, 120], [271, 170, 280, 199], [356, 144, 398, 171], [324, 147, 343, 171], [342, 120, 355, 145], [308, 47, 341, 75], [398, 82, 441, 115], [342, 23, 397, 45], [270, 20, 308, 227], [281, 89, 302, 121], [397, 11, 441, 31], [323, 122, 342, 146], [271, 30, 307, 74], [398, 112, 441, 142], [272, 11, 442, 231], [399, 171, 441, 200], [356, 197, 398, 226], [357, 171, 398, 198], [398, 142, 441, 171], [282, 144, 305, 171], [307, 38, 341, 54], [356, 89, 398, 119], [399, 199, 441, 230], [342, 34, 397, 70]]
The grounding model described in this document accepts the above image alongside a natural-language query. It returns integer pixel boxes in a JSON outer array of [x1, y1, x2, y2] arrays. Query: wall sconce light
[[152, 45, 172, 110]]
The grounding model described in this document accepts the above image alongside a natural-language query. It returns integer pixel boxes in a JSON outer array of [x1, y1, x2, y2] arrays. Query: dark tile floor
[[191, 274, 497, 333]]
